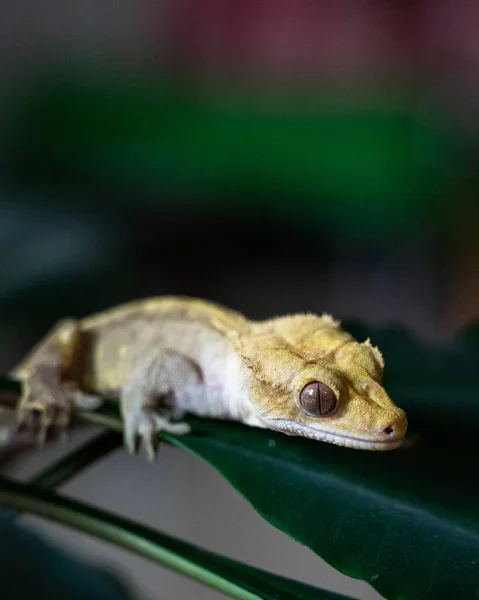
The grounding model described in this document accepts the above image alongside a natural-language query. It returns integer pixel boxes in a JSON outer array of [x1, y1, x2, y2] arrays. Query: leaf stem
[[31, 431, 123, 489], [0, 476, 261, 600]]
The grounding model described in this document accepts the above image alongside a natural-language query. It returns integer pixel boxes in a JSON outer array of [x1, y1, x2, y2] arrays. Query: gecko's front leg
[[121, 349, 195, 461]]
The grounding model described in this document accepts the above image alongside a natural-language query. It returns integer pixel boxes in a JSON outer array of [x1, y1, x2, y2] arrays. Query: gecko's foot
[[17, 380, 76, 447], [17, 398, 72, 447], [123, 409, 191, 462]]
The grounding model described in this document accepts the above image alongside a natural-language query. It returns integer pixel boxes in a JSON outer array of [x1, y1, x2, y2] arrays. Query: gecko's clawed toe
[[124, 426, 140, 456], [56, 408, 71, 431], [35, 406, 55, 447], [73, 391, 102, 411], [152, 414, 191, 436], [169, 422, 191, 435], [17, 392, 73, 447], [16, 410, 27, 431], [124, 411, 158, 460], [142, 433, 159, 463], [16, 405, 37, 431], [123, 410, 190, 461], [137, 418, 160, 462]]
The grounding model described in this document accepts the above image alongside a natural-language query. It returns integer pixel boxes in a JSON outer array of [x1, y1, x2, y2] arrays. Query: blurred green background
[[1, 1, 479, 374]]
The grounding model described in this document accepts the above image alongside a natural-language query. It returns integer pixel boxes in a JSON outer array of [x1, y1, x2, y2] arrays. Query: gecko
[[12, 297, 407, 459]]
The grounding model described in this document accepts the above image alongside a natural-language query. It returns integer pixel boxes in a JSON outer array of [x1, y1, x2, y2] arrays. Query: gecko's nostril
[[383, 425, 395, 435]]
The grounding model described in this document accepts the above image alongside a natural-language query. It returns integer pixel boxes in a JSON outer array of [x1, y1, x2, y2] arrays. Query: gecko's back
[[79, 297, 247, 395], [14, 297, 246, 394]]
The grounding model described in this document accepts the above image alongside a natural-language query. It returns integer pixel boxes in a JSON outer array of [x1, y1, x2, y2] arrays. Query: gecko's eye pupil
[[299, 382, 337, 417]]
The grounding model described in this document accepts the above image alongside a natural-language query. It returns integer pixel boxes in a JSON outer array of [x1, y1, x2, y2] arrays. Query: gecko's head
[[238, 315, 407, 450]]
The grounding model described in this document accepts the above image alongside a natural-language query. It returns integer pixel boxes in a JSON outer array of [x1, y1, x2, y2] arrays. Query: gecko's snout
[[381, 411, 408, 442]]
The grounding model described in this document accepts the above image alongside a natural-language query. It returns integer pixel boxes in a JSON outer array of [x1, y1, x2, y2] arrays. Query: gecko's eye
[[299, 382, 337, 417]]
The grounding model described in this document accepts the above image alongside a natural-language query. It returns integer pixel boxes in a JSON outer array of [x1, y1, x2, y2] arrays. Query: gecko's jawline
[[323, 434, 404, 451], [266, 419, 405, 451]]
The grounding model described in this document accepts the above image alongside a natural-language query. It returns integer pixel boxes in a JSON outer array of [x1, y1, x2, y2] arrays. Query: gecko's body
[[13, 297, 407, 458]]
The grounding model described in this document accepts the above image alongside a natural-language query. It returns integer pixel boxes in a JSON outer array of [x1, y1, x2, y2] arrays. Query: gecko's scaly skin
[[12, 297, 407, 458]]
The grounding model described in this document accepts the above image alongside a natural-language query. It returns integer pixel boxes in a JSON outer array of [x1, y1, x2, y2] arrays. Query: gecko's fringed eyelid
[[299, 381, 338, 417]]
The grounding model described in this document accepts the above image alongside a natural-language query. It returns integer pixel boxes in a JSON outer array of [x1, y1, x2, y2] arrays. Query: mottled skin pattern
[[12, 297, 407, 459]]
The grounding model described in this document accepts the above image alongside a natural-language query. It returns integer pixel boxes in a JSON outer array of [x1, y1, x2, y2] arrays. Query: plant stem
[[0, 476, 260, 600], [31, 431, 123, 489]]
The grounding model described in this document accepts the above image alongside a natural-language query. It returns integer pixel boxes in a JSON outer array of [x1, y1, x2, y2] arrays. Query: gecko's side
[[12, 297, 407, 459]]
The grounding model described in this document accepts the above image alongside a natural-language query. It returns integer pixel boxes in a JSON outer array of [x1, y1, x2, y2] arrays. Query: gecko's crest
[[319, 313, 341, 328], [361, 338, 384, 370]]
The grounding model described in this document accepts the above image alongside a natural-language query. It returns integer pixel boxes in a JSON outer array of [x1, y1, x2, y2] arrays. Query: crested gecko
[[12, 297, 407, 459]]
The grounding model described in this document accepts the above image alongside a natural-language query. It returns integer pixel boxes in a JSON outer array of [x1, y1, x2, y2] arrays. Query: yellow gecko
[[12, 297, 407, 459]]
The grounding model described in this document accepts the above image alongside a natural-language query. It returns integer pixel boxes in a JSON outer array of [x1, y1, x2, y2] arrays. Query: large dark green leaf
[[1, 322, 479, 599], [166, 417, 478, 600]]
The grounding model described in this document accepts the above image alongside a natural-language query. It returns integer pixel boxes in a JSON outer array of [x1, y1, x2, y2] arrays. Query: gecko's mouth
[[312, 431, 404, 451], [265, 419, 405, 451]]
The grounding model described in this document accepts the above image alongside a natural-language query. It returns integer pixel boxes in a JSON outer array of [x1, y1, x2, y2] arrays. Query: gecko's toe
[[36, 418, 50, 447], [123, 411, 188, 461], [73, 391, 103, 411], [16, 404, 34, 431], [124, 425, 139, 455], [153, 415, 191, 436], [142, 433, 159, 463], [55, 405, 73, 444], [16, 409, 27, 431], [56, 409, 72, 436], [168, 422, 191, 435], [123, 411, 164, 461], [36, 406, 56, 447], [137, 419, 160, 462], [16, 403, 42, 439], [16, 388, 74, 448]]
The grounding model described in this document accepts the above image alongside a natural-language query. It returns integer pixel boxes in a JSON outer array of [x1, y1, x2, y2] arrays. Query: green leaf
[[166, 418, 479, 600]]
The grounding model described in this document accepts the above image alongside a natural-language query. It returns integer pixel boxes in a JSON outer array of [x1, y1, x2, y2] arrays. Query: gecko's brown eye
[[299, 382, 337, 417]]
